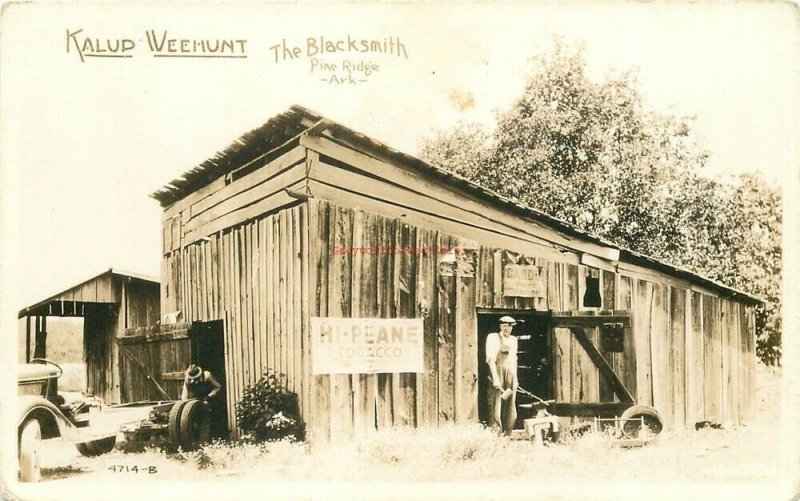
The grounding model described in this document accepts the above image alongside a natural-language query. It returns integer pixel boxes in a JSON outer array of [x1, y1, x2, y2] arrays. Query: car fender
[[18, 395, 76, 441]]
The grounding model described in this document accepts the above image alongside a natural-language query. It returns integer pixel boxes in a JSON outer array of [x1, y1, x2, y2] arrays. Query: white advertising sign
[[311, 317, 424, 374]]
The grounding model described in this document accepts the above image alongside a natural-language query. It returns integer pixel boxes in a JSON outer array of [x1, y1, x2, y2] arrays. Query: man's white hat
[[499, 316, 517, 325]]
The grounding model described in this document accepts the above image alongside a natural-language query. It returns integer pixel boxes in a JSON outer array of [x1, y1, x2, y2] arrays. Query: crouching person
[[181, 364, 221, 402], [182, 364, 226, 439]]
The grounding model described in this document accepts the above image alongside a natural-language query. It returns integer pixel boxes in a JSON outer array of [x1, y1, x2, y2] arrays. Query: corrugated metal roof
[[151, 105, 762, 304]]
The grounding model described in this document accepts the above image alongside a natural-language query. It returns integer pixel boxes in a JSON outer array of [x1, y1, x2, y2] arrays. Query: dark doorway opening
[[189, 320, 228, 439], [477, 312, 552, 429]]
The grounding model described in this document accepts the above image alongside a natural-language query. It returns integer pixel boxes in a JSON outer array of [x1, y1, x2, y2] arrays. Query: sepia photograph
[[1, 2, 797, 499]]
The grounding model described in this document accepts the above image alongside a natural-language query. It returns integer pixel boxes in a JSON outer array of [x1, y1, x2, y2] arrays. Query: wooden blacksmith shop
[[144, 105, 760, 441]]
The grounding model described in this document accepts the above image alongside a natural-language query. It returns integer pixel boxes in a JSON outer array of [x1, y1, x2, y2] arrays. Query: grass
[[34, 364, 783, 489]]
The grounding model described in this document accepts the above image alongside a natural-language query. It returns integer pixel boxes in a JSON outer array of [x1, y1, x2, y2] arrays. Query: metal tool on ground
[[516, 386, 559, 445], [514, 385, 665, 447]]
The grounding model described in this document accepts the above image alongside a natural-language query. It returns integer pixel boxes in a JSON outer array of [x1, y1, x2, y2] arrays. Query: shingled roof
[[151, 105, 762, 304]]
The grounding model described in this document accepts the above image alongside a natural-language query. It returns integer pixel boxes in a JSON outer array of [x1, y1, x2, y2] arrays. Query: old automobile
[[17, 358, 143, 482]]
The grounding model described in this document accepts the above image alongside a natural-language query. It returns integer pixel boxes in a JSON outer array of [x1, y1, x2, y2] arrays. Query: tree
[[420, 42, 782, 364]]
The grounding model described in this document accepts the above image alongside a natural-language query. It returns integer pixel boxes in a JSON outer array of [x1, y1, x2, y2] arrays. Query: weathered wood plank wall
[[118, 341, 190, 401], [84, 303, 118, 404], [160, 196, 756, 437], [161, 205, 310, 436], [117, 324, 191, 402], [124, 281, 160, 329], [155, 136, 758, 437], [308, 200, 619, 437]]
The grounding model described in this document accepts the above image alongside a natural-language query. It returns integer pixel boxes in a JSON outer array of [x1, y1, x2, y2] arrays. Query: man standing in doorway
[[486, 316, 519, 435]]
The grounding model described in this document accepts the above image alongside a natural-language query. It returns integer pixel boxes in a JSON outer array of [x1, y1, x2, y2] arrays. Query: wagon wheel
[[18, 419, 41, 482], [179, 400, 211, 451], [620, 405, 664, 439], [76, 436, 116, 457], [168, 401, 189, 449]]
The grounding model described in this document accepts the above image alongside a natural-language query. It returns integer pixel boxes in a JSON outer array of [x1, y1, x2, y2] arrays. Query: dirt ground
[[8, 365, 794, 500]]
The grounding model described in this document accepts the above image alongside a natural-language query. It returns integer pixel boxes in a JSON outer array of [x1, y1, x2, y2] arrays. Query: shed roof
[[151, 105, 762, 305], [18, 268, 159, 318]]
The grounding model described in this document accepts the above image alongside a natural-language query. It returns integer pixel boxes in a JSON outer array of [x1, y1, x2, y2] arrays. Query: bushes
[[234, 369, 305, 443]]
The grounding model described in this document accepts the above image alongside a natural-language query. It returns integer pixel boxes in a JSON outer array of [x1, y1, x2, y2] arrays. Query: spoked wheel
[[620, 405, 664, 439], [19, 419, 42, 482]]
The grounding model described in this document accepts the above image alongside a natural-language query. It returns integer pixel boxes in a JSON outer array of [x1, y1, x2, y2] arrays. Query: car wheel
[[168, 401, 188, 449], [19, 419, 41, 482], [179, 400, 211, 451], [620, 405, 664, 438], [76, 436, 116, 457]]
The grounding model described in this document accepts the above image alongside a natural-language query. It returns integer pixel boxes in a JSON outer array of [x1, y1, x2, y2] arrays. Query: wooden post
[[42, 315, 47, 358], [112, 292, 123, 404], [25, 315, 31, 362], [34, 315, 47, 359], [35, 316, 40, 350]]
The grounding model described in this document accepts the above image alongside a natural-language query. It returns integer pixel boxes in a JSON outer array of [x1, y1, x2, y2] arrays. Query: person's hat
[[499, 316, 517, 325], [186, 364, 203, 380]]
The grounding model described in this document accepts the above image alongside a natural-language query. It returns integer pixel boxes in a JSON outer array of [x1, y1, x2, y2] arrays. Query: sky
[[1, 1, 798, 313]]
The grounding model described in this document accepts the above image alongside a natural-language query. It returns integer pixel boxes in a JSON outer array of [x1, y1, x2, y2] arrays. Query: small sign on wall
[[311, 317, 424, 374], [503, 264, 546, 298]]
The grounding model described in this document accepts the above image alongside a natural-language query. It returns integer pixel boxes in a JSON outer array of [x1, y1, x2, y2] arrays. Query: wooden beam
[[117, 330, 189, 344], [570, 327, 634, 403], [182, 181, 305, 245], [34, 316, 47, 359], [163, 176, 227, 220], [309, 159, 560, 252], [162, 371, 186, 381], [306, 180, 571, 263], [190, 145, 306, 219], [183, 164, 306, 238], [301, 133, 621, 262], [617, 263, 717, 298], [550, 314, 632, 327], [580, 253, 618, 273], [548, 402, 632, 418]]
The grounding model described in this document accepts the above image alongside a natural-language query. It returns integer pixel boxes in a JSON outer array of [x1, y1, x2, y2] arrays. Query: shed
[[150, 105, 761, 441], [18, 268, 160, 404]]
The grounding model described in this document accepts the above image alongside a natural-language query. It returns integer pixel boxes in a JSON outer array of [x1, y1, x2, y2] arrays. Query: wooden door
[[549, 311, 634, 418]]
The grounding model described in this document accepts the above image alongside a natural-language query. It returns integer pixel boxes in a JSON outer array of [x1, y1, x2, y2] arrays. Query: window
[[583, 269, 602, 308]]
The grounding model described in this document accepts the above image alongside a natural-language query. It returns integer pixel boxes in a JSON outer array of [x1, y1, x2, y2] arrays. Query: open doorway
[[188, 320, 228, 439], [477, 311, 552, 429]]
